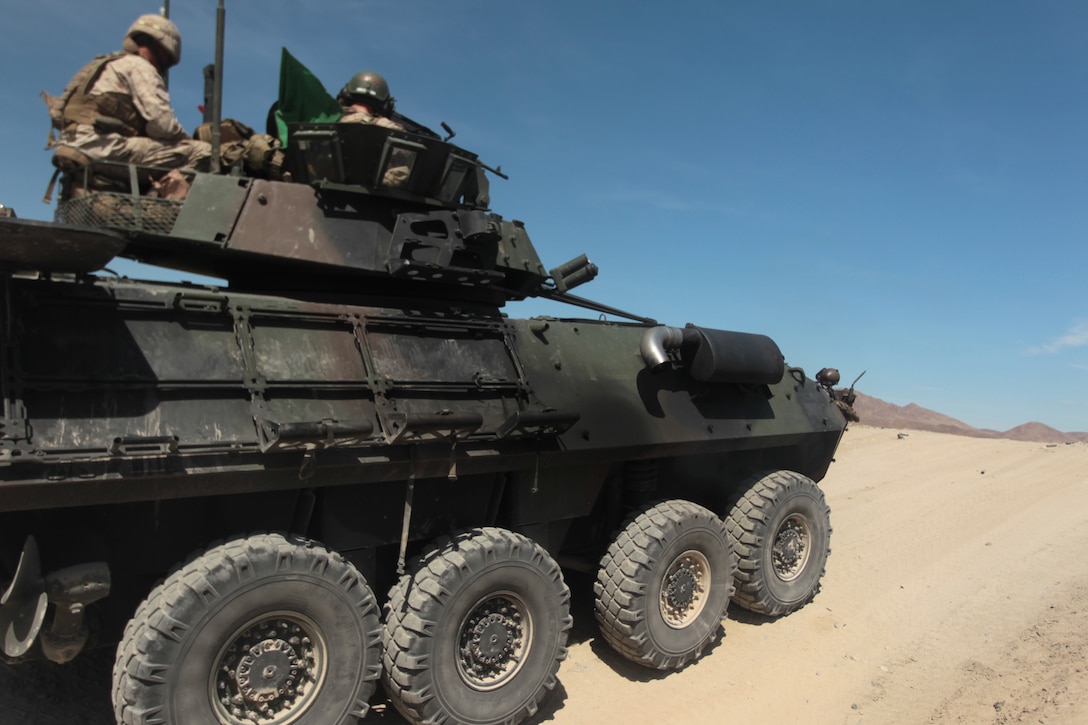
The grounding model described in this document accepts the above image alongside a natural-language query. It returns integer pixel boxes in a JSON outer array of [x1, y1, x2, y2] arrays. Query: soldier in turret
[[337, 70, 412, 186], [45, 15, 212, 172], [337, 71, 405, 130]]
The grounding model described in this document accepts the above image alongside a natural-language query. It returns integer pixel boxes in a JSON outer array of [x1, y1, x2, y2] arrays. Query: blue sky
[[1, 1, 1085, 432]]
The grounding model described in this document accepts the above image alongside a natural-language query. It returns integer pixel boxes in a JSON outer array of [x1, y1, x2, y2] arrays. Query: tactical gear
[[42, 52, 148, 159], [122, 14, 182, 68], [194, 119, 286, 179], [194, 118, 255, 145], [338, 70, 394, 112]]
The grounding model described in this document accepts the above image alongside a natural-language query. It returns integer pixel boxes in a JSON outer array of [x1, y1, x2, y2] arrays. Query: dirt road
[[3, 425, 1086, 724]]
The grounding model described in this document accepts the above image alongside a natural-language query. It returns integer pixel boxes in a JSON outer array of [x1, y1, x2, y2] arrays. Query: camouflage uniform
[[338, 105, 404, 131], [54, 53, 211, 170]]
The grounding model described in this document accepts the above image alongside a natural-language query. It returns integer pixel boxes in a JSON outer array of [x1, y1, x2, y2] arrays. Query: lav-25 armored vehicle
[[0, 25, 854, 725]]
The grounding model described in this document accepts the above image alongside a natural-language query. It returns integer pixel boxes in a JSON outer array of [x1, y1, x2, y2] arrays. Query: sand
[[526, 426, 1088, 725], [3, 425, 1086, 724]]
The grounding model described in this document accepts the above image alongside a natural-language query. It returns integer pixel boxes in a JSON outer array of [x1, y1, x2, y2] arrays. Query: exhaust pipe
[[640, 325, 784, 385]]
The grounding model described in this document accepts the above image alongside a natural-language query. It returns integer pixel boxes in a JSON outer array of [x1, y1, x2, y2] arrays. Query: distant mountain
[[849, 391, 1088, 444]]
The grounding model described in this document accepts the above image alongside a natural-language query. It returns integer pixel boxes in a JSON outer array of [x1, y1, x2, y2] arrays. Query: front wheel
[[594, 499, 735, 670], [725, 470, 832, 616], [112, 533, 382, 725], [382, 527, 572, 725]]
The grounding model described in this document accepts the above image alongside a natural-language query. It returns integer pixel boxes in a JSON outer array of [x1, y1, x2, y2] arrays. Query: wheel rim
[[456, 590, 532, 691], [210, 611, 327, 725], [659, 549, 711, 629], [772, 513, 812, 582]]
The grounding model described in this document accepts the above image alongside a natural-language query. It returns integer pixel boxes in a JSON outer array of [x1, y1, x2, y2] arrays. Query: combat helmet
[[339, 71, 395, 113], [122, 14, 182, 68]]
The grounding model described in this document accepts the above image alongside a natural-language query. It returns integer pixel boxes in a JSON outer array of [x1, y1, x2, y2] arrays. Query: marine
[[337, 70, 413, 186], [337, 70, 404, 130], [44, 15, 212, 172]]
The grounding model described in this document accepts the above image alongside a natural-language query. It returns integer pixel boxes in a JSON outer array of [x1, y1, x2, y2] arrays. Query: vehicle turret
[[33, 122, 596, 310]]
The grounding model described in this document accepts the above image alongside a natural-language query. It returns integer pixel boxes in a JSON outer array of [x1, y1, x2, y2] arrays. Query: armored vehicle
[[0, 33, 853, 725]]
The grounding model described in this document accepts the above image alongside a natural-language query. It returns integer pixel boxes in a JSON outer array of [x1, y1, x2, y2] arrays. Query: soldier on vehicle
[[44, 15, 212, 172], [337, 70, 405, 130], [337, 70, 414, 186]]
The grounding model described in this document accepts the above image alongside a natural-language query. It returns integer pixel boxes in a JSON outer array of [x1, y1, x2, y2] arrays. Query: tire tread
[[593, 499, 735, 670], [725, 470, 831, 617], [112, 532, 380, 725], [382, 527, 571, 725]]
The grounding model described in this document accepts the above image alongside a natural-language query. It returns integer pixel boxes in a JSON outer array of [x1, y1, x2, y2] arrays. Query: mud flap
[[0, 536, 48, 659]]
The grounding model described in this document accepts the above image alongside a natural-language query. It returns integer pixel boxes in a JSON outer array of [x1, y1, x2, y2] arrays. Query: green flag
[[275, 48, 343, 146]]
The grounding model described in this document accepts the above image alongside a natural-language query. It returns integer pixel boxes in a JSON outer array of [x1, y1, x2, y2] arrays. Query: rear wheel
[[594, 499, 735, 669], [382, 527, 571, 725], [725, 470, 832, 616], [112, 533, 382, 725]]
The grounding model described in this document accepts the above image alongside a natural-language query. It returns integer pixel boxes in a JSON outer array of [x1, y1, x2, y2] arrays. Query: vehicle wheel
[[382, 527, 572, 725], [725, 470, 832, 617], [112, 533, 382, 725], [593, 499, 735, 670]]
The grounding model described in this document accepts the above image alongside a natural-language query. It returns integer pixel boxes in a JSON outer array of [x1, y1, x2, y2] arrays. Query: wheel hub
[[470, 612, 516, 663], [458, 593, 530, 691], [660, 550, 710, 629], [213, 615, 323, 725], [237, 638, 299, 702], [772, 515, 811, 581], [665, 567, 697, 610]]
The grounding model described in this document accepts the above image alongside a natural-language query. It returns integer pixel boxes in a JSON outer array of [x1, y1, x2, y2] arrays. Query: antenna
[[161, 1, 171, 90]]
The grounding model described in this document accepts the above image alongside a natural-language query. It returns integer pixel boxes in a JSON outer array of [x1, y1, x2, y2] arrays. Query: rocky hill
[[850, 392, 1088, 444]]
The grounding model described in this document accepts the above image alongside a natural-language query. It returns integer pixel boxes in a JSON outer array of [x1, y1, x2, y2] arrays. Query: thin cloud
[[1027, 321, 1088, 355], [594, 188, 747, 215], [597, 189, 701, 213]]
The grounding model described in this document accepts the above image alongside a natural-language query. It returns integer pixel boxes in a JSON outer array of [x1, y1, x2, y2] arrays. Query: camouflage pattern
[[2, 94, 850, 725], [55, 53, 210, 169], [122, 14, 182, 67], [339, 106, 404, 130]]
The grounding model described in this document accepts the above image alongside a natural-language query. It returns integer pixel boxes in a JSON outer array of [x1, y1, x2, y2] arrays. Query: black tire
[[382, 527, 572, 725], [593, 499, 735, 670], [725, 470, 832, 617], [112, 533, 382, 725]]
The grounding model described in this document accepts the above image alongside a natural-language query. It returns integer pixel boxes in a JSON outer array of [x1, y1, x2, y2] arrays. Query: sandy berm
[[3, 425, 1086, 724]]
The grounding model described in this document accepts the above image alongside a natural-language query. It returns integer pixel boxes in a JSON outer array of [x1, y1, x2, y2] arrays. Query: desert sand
[[3, 425, 1086, 724]]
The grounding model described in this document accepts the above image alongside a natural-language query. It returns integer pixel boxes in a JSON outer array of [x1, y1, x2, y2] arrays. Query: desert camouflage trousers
[[60, 127, 213, 172]]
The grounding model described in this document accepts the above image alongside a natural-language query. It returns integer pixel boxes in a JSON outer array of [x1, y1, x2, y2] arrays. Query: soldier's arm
[[126, 57, 189, 142]]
